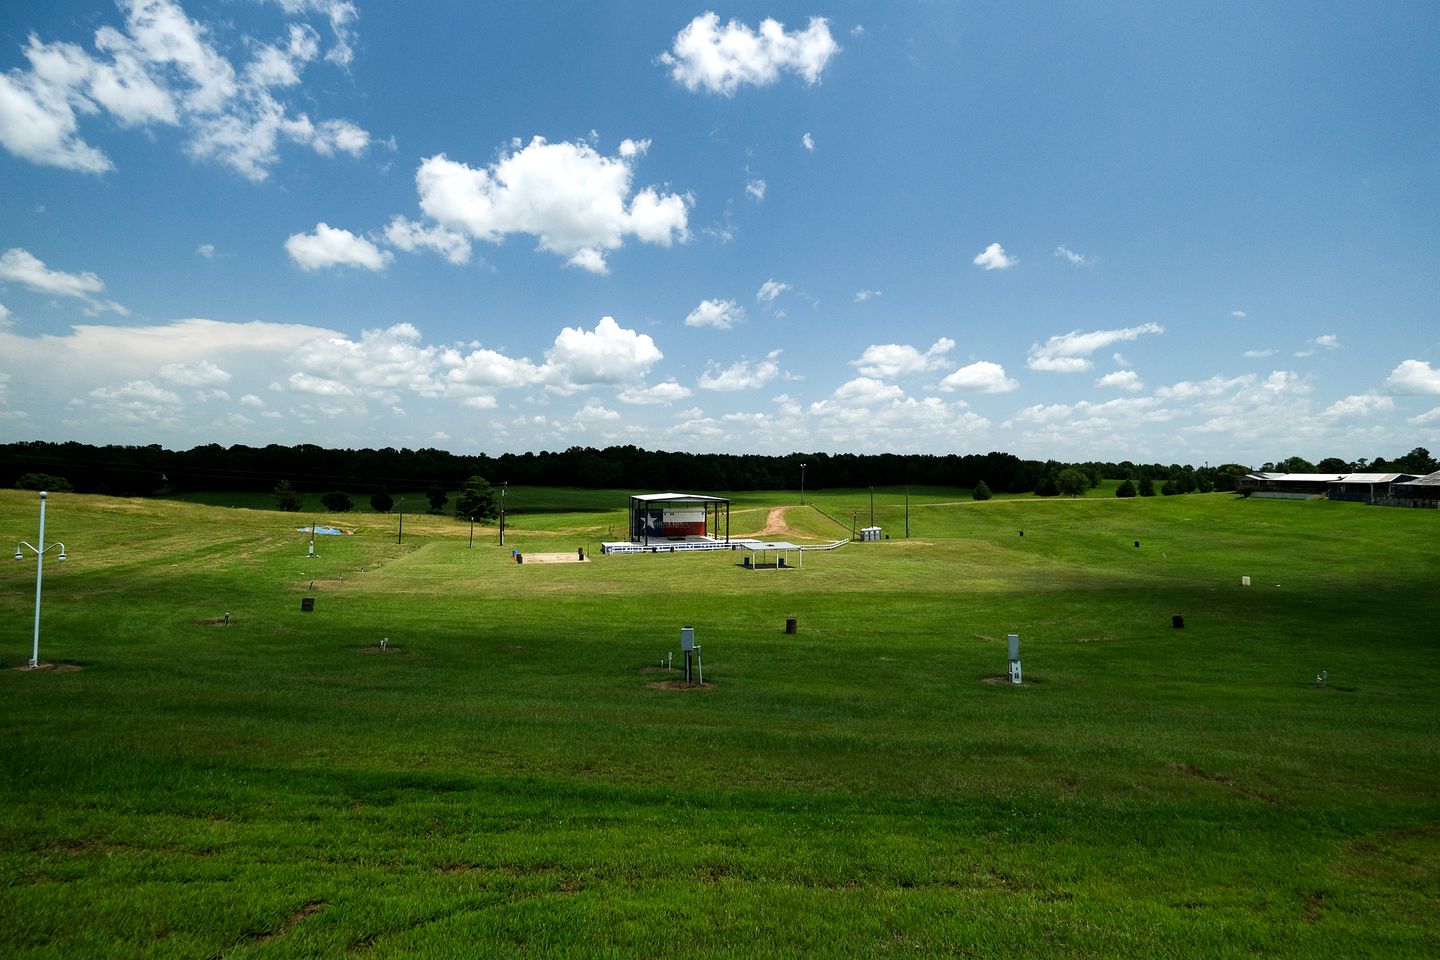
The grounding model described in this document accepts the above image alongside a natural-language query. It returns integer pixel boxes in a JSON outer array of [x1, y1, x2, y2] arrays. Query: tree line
[[3, 440, 1434, 502]]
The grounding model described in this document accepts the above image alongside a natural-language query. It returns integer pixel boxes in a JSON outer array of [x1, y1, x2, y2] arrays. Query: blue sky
[[1, 1, 1436, 465]]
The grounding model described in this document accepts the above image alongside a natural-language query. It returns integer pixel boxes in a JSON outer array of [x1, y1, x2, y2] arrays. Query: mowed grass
[[0, 488, 1437, 958]]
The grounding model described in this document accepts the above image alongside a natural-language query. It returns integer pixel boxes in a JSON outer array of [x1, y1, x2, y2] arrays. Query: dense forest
[[2, 440, 1434, 501]]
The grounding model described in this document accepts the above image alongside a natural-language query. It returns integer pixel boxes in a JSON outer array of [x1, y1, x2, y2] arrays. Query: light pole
[[396, 497, 404, 544], [800, 462, 807, 505], [15, 491, 67, 669], [499, 482, 507, 546], [869, 486, 874, 528], [468, 511, 476, 548]]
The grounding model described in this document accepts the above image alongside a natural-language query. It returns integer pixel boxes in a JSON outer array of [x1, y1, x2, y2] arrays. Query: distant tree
[[1197, 474, 1215, 493], [1161, 478, 1180, 496], [1393, 447, 1438, 475], [1116, 478, 1137, 498], [15, 473, 73, 492], [1275, 455, 1316, 473], [1212, 463, 1251, 492], [1316, 457, 1351, 473], [370, 487, 394, 514], [1056, 468, 1089, 497], [972, 480, 992, 501], [426, 484, 449, 514], [1034, 473, 1059, 497], [455, 476, 498, 522], [1137, 476, 1156, 497], [320, 491, 353, 513], [272, 479, 302, 512]]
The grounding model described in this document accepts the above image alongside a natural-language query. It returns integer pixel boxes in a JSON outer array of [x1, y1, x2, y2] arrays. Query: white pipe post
[[30, 492, 46, 667], [15, 492, 65, 668]]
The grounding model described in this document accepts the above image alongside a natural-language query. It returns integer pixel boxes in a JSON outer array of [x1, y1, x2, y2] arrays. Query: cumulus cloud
[[411, 137, 690, 273], [1323, 393, 1394, 418], [660, 13, 840, 95], [808, 378, 988, 448], [0, 247, 127, 315], [1007, 396, 1168, 429], [1409, 406, 1440, 426], [746, 177, 767, 201], [699, 351, 782, 391], [1232, 310, 1248, 319], [938, 360, 1019, 394], [854, 289, 881, 302], [802, 132, 814, 151], [852, 338, 955, 379], [284, 223, 392, 271], [685, 298, 744, 330], [1386, 359, 1440, 394], [973, 242, 1017, 271], [1054, 245, 1091, 266], [545, 315, 662, 385], [1027, 322, 1163, 372], [1314, 334, 1339, 349], [0, 304, 11, 329], [756, 279, 790, 303], [158, 359, 231, 386], [197, 243, 215, 259], [1095, 369, 1144, 392], [0, 0, 371, 180], [1243, 348, 1277, 359], [383, 216, 471, 265], [617, 381, 693, 405]]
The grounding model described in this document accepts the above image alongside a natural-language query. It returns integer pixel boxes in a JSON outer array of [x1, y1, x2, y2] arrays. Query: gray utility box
[[1007, 633, 1022, 684], [680, 627, 695, 652]]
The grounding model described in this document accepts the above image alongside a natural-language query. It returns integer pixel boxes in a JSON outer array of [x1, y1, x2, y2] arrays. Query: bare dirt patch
[[1169, 761, 1281, 805], [737, 506, 798, 539], [520, 552, 590, 564], [11, 662, 83, 672], [647, 679, 715, 691], [359, 644, 403, 654]]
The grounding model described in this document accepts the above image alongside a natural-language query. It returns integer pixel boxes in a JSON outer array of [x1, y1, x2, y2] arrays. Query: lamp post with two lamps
[[14, 491, 67, 669]]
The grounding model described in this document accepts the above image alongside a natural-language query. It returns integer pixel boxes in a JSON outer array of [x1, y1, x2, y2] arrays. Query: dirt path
[[740, 505, 798, 539]]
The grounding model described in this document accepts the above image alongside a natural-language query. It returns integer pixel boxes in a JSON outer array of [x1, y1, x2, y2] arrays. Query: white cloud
[[574, 399, 620, 423], [617, 381, 693, 405], [939, 360, 1019, 394], [0, 247, 128, 315], [158, 359, 231, 386], [0, 304, 11, 329], [239, 393, 264, 407], [284, 223, 392, 271], [1, 247, 105, 298], [699, 351, 782, 391], [1409, 406, 1440, 426], [746, 177, 767, 201], [1242, 348, 1276, 359], [1054, 245, 1091, 266], [973, 242, 1017, 271], [685, 298, 744, 330], [266, 1, 358, 67], [660, 13, 840, 96], [1095, 369, 1144, 392], [854, 289, 881, 302], [0, 0, 371, 180], [802, 132, 814, 151], [756, 279, 790, 303], [412, 137, 689, 274], [1007, 396, 1167, 429], [852, 338, 955, 379], [287, 323, 443, 396], [545, 316, 663, 386], [197, 243, 215, 259], [1232, 310, 1248, 319], [1386, 359, 1440, 394], [383, 216, 472, 265], [808, 378, 989, 448], [1323, 392, 1394, 418], [1314, 333, 1339, 349], [1027, 322, 1163, 372]]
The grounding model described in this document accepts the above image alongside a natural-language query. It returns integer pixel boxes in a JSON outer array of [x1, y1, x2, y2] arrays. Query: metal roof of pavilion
[[629, 492, 731, 503], [1395, 470, 1440, 487]]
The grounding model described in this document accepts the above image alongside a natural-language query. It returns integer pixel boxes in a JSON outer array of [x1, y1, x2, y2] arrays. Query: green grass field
[[1, 487, 1437, 958]]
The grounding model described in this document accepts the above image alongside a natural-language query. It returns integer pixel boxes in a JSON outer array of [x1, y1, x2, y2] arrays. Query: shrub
[[320, 492, 353, 513], [1116, 478, 1137, 498], [370, 487, 394, 514], [972, 480, 992, 501]]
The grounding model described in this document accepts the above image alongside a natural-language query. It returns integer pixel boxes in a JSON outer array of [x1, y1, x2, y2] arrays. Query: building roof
[[1394, 470, 1440, 488], [629, 492, 731, 504], [1335, 473, 1409, 483]]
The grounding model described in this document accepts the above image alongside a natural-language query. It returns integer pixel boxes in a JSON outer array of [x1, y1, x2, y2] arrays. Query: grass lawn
[[1, 488, 1437, 957]]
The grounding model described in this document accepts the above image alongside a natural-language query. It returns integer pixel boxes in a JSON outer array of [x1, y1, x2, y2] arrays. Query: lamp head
[[39, 491, 47, 500], [57, 552, 67, 562], [14, 551, 21, 561]]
